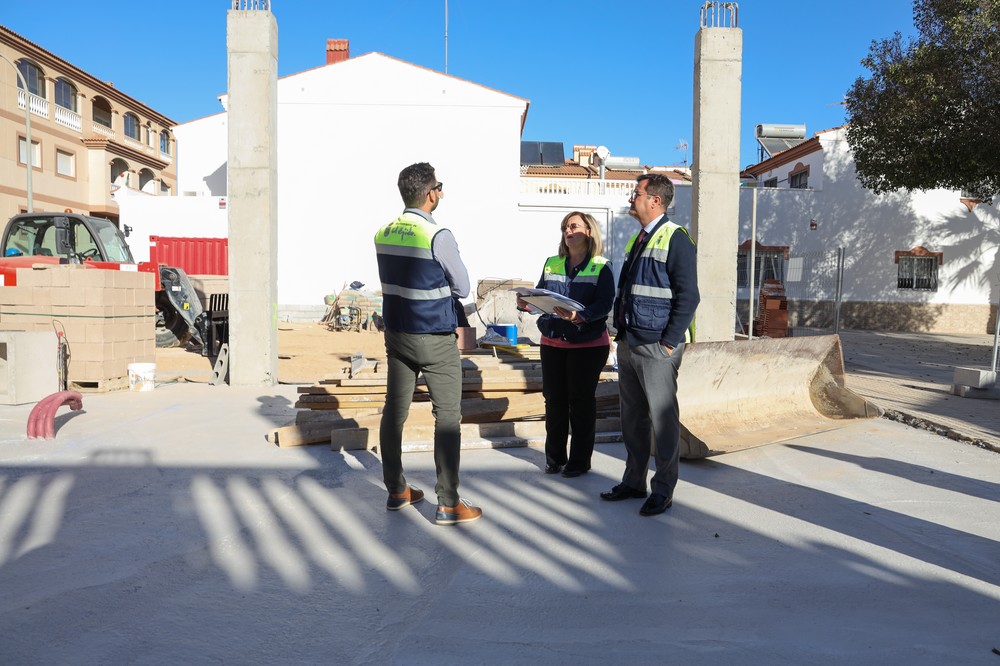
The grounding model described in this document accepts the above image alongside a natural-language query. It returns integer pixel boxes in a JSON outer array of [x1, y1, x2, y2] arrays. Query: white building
[[141, 38, 998, 336], [169, 45, 529, 320], [739, 127, 999, 334]]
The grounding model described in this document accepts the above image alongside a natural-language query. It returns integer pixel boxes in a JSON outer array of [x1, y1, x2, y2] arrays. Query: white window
[[56, 149, 76, 177], [18, 137, 40, 167]]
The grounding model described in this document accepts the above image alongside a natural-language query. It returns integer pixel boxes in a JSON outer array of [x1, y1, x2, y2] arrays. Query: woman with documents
[[516, 212, 615, 477]]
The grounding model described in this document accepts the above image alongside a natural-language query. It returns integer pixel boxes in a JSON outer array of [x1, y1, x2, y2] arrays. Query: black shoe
[[544, 464, 564, 474], [639, 493, 673, 516], [600, 484, 647, 501], [561, 467, 589, 478]]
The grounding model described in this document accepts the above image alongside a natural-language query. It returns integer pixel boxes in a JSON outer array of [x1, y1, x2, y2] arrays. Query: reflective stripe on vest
[[623, 222, 696, 343], [542, 254, 609, 286], [374, 212, 455, 333]]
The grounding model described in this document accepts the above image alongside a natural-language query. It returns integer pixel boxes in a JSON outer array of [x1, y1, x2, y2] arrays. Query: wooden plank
[[271, 381, 619, 446], [297, 380, 544, 394], [333, 419, 626, 451], [294, 401, 386, 411]]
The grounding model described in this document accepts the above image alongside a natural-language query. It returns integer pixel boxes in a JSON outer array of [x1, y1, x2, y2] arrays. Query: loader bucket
[[677, 334, 881, 458]]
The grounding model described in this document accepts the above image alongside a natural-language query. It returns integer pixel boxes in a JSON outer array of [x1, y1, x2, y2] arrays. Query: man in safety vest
[[600, 173, 700, 516], [374, 162, 482, 525]]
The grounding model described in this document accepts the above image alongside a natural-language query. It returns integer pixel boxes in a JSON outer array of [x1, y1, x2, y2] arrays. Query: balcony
[[17, 89, 48, 120], [91, 121, 115, 139], [54, 105, 82, 132], [520, 177, 636, 198]]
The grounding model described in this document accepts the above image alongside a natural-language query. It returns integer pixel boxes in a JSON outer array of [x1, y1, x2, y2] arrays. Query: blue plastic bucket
[[487, 324, 518, 345]]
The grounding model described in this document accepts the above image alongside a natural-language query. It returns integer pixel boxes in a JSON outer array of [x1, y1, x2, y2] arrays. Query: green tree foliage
[[844, 0, 1000, 200]]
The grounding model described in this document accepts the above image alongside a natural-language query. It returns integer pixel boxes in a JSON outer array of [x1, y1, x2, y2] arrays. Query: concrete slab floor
[[0, 383, 997, 664]]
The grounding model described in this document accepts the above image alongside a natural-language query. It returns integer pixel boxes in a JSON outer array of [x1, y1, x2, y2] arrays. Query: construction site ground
[[0, 324, 997, 663]]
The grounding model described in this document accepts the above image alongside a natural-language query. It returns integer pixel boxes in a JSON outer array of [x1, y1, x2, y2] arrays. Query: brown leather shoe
[[435, 498, 483, 525], [386, 486, 425, 511]]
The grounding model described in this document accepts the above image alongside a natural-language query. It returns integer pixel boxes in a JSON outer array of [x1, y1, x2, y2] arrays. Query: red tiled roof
[[520, 164, 692, 184]]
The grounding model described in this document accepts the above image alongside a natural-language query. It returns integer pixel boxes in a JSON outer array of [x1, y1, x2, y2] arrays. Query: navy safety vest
[[536, 254, 610, 343], [622, 222, 696, 343], [374, 212, 456, 334]]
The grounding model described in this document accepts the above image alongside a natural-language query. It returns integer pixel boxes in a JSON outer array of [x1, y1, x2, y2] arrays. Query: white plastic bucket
[[127, 363, 156, 392]]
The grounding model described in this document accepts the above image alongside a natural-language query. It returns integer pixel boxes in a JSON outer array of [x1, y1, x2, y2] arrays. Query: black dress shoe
[[639, 493, 673, 516], [561, 467, 589, 478], [599, 484, 647, 501], [544, 464, 564, 474]]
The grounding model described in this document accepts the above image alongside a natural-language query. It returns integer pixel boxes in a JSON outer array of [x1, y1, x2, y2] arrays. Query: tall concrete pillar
[[691, 2, 742, 342], [226, 6, 278, 385]]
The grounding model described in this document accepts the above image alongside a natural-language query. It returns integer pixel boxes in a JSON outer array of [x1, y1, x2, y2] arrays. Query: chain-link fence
[[736, 247, 845, 338], [784, 247, 844, 336]]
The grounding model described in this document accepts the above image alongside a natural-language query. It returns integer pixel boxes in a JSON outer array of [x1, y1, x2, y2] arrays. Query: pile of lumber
[[267, 349, 622, 450]]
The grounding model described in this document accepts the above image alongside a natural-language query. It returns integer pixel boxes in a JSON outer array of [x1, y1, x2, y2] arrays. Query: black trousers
[[540, 343, 611, 471]]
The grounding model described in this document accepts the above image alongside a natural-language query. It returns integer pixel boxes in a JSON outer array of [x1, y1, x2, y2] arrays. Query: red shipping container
[[148, 236, 228, 275]]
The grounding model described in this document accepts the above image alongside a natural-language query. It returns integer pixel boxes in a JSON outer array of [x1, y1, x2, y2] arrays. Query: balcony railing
[[17, 89, 49, 119], [122, 135, 146, 152], [92, 121, 115, 138], [54, 105, 82, 132], [520, 177, 637, 198]]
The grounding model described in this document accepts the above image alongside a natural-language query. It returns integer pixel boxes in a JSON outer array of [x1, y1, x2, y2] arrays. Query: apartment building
[[0, 25, 176, 224]]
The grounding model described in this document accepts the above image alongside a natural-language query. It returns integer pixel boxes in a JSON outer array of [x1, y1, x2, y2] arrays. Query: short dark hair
[[398, 162, 437, 207], [637, 173, 674, 209]]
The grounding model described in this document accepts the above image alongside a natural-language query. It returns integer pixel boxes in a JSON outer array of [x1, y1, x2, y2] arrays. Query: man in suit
[[600, 173, 700, 516]]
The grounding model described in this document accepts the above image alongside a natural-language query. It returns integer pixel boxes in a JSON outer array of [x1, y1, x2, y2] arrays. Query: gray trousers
[[380, 329, 463, 507], [616, 336, 686, 498]]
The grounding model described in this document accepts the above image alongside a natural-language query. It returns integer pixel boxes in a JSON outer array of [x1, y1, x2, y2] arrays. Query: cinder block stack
[[0, 264, 155, 391]]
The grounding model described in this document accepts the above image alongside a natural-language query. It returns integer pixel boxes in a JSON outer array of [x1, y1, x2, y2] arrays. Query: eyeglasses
[[629, 190, 657, 201], [430, 182, 444, 192]]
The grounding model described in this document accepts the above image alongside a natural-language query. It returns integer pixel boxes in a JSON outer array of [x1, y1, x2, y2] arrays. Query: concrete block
[[0, 287, 34, 306], [51, 287, 87, 307], [951, 383, 1000, 400], [0, 330, 59, 405], [952, 367, 996, 389], [75, 269, 115, 288]]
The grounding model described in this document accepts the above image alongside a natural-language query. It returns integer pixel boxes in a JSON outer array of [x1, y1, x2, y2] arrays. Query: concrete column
[[691, 11, 742, 342], [226, 9, 278, 385]]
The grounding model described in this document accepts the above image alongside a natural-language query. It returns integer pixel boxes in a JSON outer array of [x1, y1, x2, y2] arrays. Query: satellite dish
[[595, 145, 610, 161]]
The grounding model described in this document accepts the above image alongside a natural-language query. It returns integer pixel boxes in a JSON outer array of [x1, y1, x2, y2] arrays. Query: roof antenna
[[674, 139, 689, 167], [444, 0, 449, 73]]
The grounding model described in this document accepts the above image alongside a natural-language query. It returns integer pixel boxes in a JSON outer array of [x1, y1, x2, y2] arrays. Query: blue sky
[[4, 1, 915, 169]]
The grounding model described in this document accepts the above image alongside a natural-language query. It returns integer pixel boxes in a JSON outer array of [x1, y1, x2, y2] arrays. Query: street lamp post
[[0, 54, 33, 212]]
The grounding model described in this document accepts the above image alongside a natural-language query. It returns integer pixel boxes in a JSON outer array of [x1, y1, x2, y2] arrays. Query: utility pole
[[0, 54, 33, 212]]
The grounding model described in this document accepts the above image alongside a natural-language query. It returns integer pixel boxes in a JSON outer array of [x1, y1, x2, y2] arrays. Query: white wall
[[173, 113, 228, 197], [738, 128, 1000, 307], [151, 53, 529, 318], [112, 189, 227, 263], [514, 184, 693, 286]]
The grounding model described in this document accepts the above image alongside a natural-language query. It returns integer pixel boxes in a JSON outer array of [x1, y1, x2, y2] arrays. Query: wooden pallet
[[68, 375, 130, 393]]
